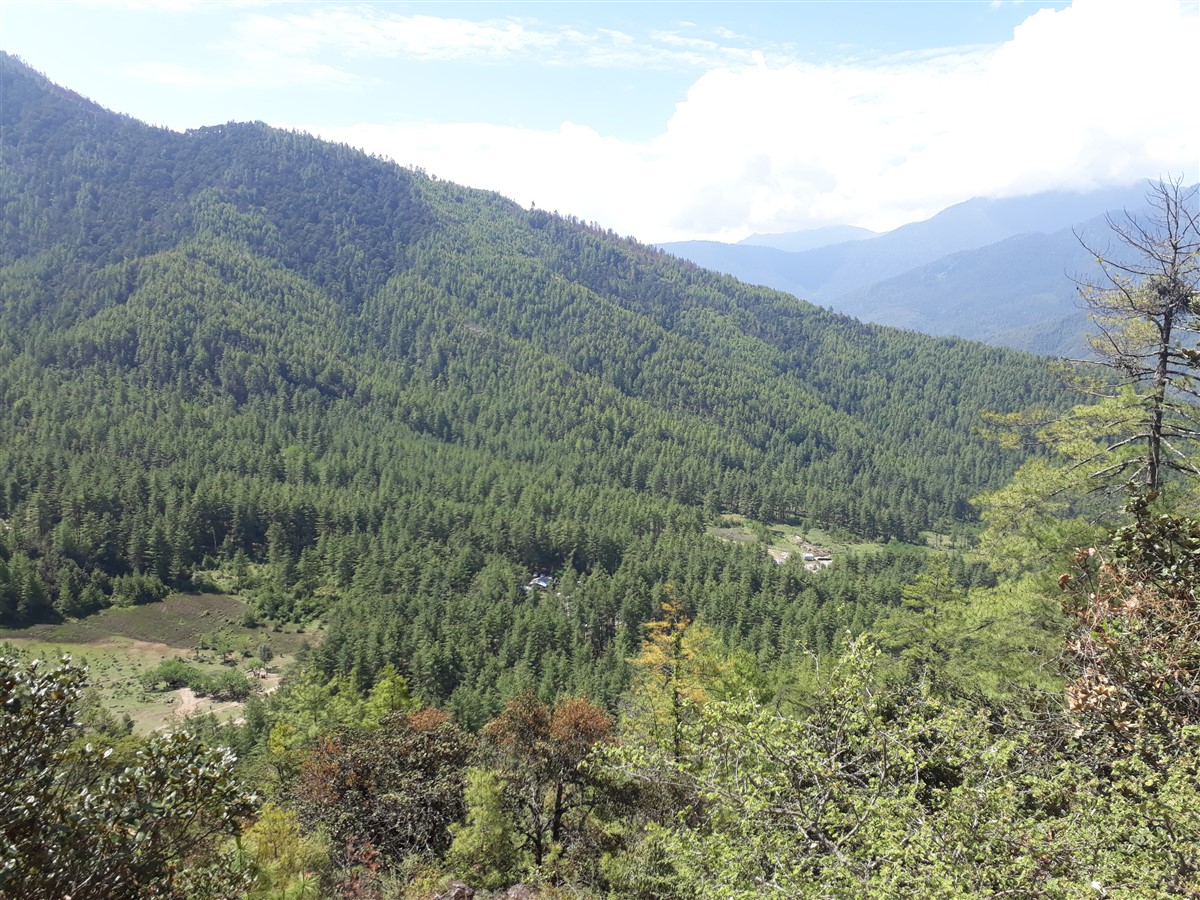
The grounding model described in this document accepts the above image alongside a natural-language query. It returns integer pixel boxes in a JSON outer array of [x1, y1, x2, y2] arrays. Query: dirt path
[[167, 686, 247, 729], [173, 686, 202, 718]]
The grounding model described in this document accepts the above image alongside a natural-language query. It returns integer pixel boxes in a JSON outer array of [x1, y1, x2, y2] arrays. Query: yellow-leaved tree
[[623, 587, 761, 761]]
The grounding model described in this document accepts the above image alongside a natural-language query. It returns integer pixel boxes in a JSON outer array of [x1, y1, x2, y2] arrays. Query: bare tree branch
[[1071, 179, 1200, 493]]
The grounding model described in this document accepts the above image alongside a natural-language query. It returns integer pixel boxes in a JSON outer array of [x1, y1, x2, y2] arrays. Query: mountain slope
[[0, 54, 1070, 707]]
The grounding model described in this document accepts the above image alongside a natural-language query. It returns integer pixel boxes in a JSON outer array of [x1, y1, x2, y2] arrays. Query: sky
[[2, 0, 1197, 243]]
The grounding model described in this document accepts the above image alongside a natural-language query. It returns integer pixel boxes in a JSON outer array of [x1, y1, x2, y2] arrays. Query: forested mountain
[[661, 184, 1155, 353], [1, 52, 1065, 704], [6, 54, 1200, 900]]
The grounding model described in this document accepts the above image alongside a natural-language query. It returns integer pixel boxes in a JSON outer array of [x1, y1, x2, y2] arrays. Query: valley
[[2, 50, 1197, 899]]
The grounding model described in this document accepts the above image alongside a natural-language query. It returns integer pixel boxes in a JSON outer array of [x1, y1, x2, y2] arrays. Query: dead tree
[[1074, 178, 1200, 493]]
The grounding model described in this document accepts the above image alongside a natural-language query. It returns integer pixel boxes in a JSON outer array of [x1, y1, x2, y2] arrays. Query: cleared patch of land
[[0, 593, 315, 733], [707, 526, 759, 543], [707, 516, 893, 562]]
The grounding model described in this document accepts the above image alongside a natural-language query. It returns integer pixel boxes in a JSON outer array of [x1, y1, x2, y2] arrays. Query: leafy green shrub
[[141, 658, 203, 691], [0, 655, 257, 899], [204, 668, 252, 702], [140, 659, 251, 700], [243, 803, 331, 898]]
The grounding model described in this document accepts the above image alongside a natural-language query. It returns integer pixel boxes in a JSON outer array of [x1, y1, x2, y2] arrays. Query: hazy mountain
[[861, 185, 1154, 267], [829, 216, 1120, 356], [642, 240, 820, 295], [659, 184, 1156, 353], [738, 225, 878, 253]]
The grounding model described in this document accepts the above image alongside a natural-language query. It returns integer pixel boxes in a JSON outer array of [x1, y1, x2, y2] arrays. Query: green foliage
[[261, 671, 373, 782], [110, 571, 170, 607], [0, 654, 256, 899], [242, 803, 332, 899], [446, 768, 524, 890], [362, 663, 419, 726], [621, 591, 762, 760], [141, 656, 203, 690], [604, 639, 1200, 897], [598, 824, 692, 900], [873, 557, 969, 668], [609, 643, 1008, 896], [873, 557, 1065, 699], [976, 393, 1158, 574], [140, 658, 253, 701]]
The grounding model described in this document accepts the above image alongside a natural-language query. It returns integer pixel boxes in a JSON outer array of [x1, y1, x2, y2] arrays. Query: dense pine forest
[[0, 52, 1060, 652], [3, 53, 1198, 898]]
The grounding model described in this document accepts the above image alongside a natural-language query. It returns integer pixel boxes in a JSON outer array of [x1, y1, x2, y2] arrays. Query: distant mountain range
[[739, 225, 878, 253], [660, 185, 1163, 355]]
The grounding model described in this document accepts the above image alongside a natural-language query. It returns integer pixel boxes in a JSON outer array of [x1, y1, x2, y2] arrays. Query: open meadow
[[0, 593, 315, 732]]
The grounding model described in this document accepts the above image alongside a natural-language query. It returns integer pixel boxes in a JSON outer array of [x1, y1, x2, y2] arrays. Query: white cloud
[[239, 8, 562, 62], [310, 120, 652, 229], [118, 5, 769, 94], [218, 4, 771, 74], [310, 0, 1199, 242]]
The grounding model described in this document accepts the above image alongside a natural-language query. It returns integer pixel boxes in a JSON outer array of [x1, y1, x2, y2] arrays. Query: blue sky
[[3, 1, 1197, 242]]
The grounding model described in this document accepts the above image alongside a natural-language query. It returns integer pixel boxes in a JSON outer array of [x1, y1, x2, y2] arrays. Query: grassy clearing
[[707, 517, 894, 560], [5, 593, 246, 647], [0, 593, 316, 733], [0, 636, 182, 733], [792, 525, 892, 556], [706, 526, 759, 543]]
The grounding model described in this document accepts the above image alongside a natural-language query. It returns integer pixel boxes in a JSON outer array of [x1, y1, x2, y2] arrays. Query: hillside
[[0, 53, 1070, 709]]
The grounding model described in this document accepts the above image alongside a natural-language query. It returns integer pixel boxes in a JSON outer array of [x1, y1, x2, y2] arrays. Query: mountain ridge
[[739, 224, 878, 253], [0, 52, 1068, 654]]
